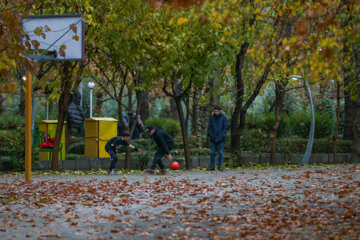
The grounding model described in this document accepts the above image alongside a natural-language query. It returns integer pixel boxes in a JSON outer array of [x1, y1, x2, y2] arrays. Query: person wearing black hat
[[105, 130, 142, 175], [145, 125, 174, 174], [207, 106, 229, 171]]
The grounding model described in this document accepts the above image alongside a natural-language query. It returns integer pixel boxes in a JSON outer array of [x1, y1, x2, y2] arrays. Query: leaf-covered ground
[[0, 165, 359, 240]]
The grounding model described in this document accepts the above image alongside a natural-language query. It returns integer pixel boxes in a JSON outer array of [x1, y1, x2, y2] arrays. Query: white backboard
[[21, 14, 84, 61]]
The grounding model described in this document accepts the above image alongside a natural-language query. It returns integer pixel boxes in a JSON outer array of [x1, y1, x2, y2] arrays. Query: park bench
[[32, 130, 63, 160]]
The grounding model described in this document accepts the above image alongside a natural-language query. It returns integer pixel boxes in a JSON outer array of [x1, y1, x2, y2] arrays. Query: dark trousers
[[106, 147, 118, 171], [210, 141, 224, 169], [150, 143, 174, 170]]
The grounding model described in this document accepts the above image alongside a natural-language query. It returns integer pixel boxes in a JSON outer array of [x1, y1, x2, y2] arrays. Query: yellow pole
[[25, 71, 32, 182]]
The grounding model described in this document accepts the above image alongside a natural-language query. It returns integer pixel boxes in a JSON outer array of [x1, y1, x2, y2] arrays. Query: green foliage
[[246, 113, 290, 137], [0, 128, 25, 171], [0, 114, 24, 129], [314, 97, 335, 114], [241, 127, 352, 154], [242, 128, 272, 153], [131, 139, 154, 170], [276, 138, 352, 154], [288, 111, 334, 138], [144, 117, 181, 137], [246, 111, 335, 140], [68, 141, 85, 155]]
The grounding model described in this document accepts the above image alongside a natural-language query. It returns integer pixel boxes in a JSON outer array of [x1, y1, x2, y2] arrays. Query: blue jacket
[[208, 110, 229, 144]]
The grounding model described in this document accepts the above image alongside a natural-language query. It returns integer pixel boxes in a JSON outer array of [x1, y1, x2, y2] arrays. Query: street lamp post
[[291, 75, 315, 165], [88, 82, 95, 118]]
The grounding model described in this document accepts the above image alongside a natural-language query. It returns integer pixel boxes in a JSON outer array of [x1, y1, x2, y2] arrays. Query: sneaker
[[144, 169, 155, 174], [157, 170, 167, 175], [207, 167, 215, 171], [108, 169, 118, 175]]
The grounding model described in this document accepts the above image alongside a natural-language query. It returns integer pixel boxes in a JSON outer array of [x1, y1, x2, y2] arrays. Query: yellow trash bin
[[38, 120, 65, 160], [84, 117, 118, 158]]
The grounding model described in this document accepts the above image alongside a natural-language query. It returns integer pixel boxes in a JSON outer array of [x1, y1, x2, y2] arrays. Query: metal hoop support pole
[[25, 71, 32, 182]]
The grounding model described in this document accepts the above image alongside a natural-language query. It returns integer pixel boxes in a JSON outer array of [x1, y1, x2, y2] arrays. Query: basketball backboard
[[21, 14, 84, 61]]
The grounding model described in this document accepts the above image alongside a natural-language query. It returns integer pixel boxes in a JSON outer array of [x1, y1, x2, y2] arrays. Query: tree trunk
[[118, 100, 132, 170], [65, 122, 71, 154], [351, 98, 360, 162], [333, 81, 341, 162], [170, 98, 179, 121], [175, 98, 192, 169], [231, 43, 249, 165], [51, 64, 73, 170], [270, 82, 285, 165], [51, 62, 83, 170], [231, 42, 272, 165], [138, 90, 150, 122], [191, 88, 199, 136], [127, 88, 133, 112]]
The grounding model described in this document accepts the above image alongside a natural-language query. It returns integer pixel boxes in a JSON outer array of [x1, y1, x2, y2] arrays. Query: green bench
[[32, 130, 63, 160]]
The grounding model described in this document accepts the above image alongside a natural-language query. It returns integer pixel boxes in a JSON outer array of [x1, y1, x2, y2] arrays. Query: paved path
[[1, 165, 360, 239]]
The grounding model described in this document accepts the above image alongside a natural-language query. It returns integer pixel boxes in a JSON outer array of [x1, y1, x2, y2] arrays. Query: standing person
[[145, 125, 174, 174], [105, 130, 142, 174], [128, 112, 144, 140], [117, 112, 128, 136], [66, 90, 85, 136], [207, 106, 229, 171]]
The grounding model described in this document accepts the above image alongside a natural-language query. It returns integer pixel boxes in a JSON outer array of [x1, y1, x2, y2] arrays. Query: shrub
[[288, 111, 334, 138], [276, 137, 352, 154], [0, 128, 25, 171], [68, 141, 85, 154], [246, 113, 291, 137], [144, 117, 181, 137], [0, 114, 25, 130], [241, 128, 272, 153], [131, 139, 155, 170]]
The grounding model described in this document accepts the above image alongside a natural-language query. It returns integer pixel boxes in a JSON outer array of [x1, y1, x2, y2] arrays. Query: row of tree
[[1, 0, 359, 169]]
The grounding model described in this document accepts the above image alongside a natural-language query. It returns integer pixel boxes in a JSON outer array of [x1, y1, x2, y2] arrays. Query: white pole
[[90, 88, 93, 118], [88, 81, 95, 118]]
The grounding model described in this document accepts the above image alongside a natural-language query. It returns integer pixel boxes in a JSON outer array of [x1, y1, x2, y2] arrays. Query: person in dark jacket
[[207, 106, 229, 171], [105, 130, 142, 175], [66, 90, 85, 136], [117, 112, 128, 136], [145, 125, 174, 174], [128, 112, 144, 140]]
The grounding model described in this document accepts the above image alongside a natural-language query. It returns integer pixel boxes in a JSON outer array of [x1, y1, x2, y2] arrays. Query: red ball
[[171, 161, 180, 170]]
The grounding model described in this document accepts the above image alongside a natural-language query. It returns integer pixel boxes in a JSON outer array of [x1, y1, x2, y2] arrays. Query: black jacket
[[129, 115, 144, 139], [67, 90, 85, 128], [152, 129, 174, 155], [105, 136, 129, 151]]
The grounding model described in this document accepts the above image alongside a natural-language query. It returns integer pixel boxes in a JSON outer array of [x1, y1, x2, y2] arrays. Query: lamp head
[[88, 82, 95, 89]]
